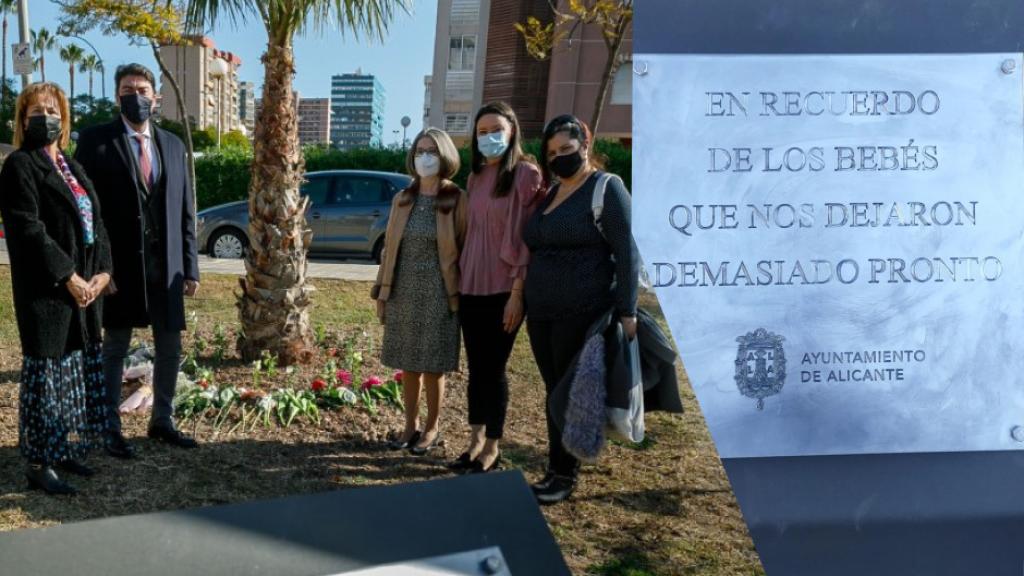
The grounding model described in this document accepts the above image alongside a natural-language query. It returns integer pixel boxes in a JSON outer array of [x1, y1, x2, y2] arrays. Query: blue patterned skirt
[[19, 342, 109, 465]]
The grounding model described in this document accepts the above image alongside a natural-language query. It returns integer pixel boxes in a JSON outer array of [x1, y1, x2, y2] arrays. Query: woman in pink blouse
[[449, 102, 545, 474]]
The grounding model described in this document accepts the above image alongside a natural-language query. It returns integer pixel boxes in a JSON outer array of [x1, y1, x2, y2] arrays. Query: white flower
[[258, 396, 276, 412], [338, 388, 358, 405]]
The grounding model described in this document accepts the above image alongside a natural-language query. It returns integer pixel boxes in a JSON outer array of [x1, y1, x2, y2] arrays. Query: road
[[0, 240, 379, 282]]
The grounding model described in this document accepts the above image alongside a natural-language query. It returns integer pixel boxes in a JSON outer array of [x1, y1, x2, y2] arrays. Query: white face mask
[[415, 153, 441, 178]]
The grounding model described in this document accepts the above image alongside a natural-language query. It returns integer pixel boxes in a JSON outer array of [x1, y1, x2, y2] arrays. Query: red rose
[[392, 371, 404, 383], [361, 376, 383, 391], [311, 379, 327, 392], [336, 370, 353, 386]]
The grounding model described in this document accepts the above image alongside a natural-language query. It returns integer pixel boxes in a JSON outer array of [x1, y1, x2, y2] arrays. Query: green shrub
[[195, 147, 253, 209], [222, 130, 251, 151], [194, 140, 632, 210]]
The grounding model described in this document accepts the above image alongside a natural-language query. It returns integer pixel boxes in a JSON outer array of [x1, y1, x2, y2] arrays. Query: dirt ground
[[0, 267, 764, 575]]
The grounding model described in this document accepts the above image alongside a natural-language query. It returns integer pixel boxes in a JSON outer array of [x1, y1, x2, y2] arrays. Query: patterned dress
[[20, 344, 108, 465], [381, 195, 461, 373], [18, 151, 108, 465]]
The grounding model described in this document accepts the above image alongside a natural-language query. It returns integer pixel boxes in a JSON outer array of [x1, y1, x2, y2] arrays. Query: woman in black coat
[[0, 83, 112, 495], [523, 115, 640, 505]]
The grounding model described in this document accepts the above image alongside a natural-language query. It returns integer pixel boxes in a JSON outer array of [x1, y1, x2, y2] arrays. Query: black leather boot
[[26, 464, 77, 496]]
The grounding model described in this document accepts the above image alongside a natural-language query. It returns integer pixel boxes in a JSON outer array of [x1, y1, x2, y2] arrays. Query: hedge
[[195, 140, 632, 211]]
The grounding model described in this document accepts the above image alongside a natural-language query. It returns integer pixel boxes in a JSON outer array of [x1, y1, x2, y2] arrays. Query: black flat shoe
[[26, 465, 76, 496], [105, 434, 136, 460], [409, 432, 442, 456], [148, 426, 198, 449], [534, 474, 577, 505], [57, 459, 95, 477], [446, 451, 474, 471], [469, 452, 502, 474], [388, 430, 421, 451]]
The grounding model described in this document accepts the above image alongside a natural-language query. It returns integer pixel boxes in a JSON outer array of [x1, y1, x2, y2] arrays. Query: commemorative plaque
[[635, 1, 1024, 574], [637, 52, 1024, 459]]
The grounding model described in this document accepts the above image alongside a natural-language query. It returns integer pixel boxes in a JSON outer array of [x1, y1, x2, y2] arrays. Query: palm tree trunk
[[68, 64, 75, 113], [39, 55, 45, 83], [237, 40, 314, 365], [88, 70, 94, 106]]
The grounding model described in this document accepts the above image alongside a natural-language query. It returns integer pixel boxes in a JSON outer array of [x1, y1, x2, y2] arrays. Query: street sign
[[12, 43, 32, 76]]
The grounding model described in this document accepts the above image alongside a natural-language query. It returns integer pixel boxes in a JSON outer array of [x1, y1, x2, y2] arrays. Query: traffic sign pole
[[17, 0, 31, 88]]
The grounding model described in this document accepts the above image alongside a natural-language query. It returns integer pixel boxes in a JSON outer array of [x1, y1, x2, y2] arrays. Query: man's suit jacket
[[75, 118, 198, 331]]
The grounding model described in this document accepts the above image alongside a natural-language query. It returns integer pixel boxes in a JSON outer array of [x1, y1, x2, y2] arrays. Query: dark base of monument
[[725, 450, 1024, 575], [0, 470, 570, 576]]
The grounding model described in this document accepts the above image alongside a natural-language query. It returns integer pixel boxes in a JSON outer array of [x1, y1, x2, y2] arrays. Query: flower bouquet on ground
[[120, 343, 156, 414]]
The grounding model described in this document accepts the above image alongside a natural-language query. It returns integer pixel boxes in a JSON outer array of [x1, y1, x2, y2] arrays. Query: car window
[[389, 178, 411, 197], [331, 177, 387, 205], [301, 177, 331, 206]]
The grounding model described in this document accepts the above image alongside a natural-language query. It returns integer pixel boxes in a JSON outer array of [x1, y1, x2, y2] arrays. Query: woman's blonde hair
[[13, 82, 72, 150], [405, 127, 461, 181]]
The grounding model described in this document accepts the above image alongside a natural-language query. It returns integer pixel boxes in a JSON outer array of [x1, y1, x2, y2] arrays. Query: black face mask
[[23, 115, 62, 149], [549, 150, 586, 179], [120, 93, 153, 124]]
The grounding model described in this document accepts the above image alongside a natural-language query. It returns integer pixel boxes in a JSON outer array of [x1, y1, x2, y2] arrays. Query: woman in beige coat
[[372, 128, 467, 455]]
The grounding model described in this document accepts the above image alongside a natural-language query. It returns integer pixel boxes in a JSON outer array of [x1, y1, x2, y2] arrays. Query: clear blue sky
[[25, 1, 437, 146]]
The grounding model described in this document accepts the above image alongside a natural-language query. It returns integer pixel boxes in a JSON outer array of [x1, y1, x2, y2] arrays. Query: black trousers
[[526, 312, 600, 478], [101, 283, 182, 432], [460, 293, 519, 440]]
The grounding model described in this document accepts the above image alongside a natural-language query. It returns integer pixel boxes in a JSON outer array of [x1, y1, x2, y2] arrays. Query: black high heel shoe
[[447, 451, 474, 471], [409, 432, 442, 455], [388, 430, 421, 451], [26, 464, 77, 496], [469, 452, 502, 474]]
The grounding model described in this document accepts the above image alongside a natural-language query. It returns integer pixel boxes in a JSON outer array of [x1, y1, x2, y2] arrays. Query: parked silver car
[[196, 170, 412, 262]]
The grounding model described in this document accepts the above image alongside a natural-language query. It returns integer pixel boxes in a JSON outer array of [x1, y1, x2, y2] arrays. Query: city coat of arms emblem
[[734, 328, 786, 410]]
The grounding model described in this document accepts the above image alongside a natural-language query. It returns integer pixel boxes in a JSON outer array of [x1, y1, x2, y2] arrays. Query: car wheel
[[209, 228, 247, 259], [372, 237, 385, 264]]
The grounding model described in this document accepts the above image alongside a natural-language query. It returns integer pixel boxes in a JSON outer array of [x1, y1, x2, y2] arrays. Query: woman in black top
[[523, 115, 639, 504], [0, 83, 113, 495]]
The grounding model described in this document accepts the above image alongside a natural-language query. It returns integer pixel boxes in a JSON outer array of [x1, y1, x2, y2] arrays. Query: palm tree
[[184, 0, 408, 365], [31, 28, 57, 82], [60, 44, 85, 112], [79, 54, 99, 106]]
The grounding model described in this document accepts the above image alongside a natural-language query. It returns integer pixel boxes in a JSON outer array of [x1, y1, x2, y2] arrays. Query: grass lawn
[[0, 266, 764, 575]]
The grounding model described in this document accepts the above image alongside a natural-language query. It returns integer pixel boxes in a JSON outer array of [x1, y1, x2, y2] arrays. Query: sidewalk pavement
[[0, 240, 379, 282]]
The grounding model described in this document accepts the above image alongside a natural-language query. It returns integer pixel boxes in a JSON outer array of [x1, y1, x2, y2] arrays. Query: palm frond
[[303, 0, 411, 41], [183, 0, 411, 41], [183, 0, 260, 35]]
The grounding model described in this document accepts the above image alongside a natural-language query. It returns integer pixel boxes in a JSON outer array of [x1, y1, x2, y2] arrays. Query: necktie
[[134, 133, 152, 190]]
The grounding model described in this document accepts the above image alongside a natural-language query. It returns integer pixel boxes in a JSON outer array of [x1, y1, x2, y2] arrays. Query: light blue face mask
[[478, 131, 509, 159]]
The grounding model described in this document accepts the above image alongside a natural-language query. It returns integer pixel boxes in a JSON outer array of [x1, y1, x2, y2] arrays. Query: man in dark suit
[[75, 63, 200, 456]]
